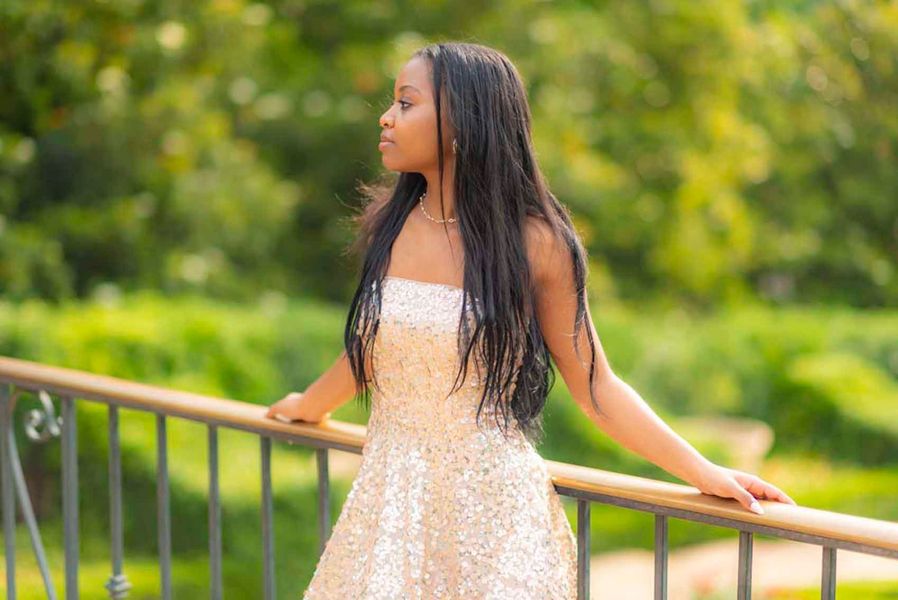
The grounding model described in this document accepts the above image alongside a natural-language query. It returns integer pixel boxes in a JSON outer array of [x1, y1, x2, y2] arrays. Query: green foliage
[[781, 352, 898, 463], [560, 303, 898, 465], [1, 0, 302, 301], [2, 0, 896, 306]]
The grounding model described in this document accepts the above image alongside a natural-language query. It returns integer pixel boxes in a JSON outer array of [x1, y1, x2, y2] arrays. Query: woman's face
[[378, 56, 456, 173]]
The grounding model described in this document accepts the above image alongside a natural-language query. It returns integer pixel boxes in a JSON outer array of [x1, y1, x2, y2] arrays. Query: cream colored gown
[[302, 275, 578, 599]]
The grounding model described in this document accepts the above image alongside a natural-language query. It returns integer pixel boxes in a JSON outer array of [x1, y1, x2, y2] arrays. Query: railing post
[[577, 498, 590, 600], [1, 383, 15, 600], [208, 425, 222, 600], [821, 546, 837, 599], [654, 514, 668, 599], [316, 447, 331, 557], [156, 414, 172, 600], [61, 395, 79, 600], [260, 436, 275, 600], [105, 405, 132, 599], [737, 530, 753, 600]]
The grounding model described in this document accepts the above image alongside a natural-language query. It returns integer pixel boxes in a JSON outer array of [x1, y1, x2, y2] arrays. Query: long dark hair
[[343, 42, 602, 446]]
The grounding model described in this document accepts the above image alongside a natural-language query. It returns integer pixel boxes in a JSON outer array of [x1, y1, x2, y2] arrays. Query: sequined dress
[[302, 276, 578, 599]]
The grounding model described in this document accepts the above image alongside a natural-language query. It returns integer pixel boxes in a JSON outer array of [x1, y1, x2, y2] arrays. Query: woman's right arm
[[265, 350, 358, 423]]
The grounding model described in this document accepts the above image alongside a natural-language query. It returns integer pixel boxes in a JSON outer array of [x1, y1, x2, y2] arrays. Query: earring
[[452, 138, 458, 154]]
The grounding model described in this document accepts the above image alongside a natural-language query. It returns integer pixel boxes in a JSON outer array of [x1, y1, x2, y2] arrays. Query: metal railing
[[1, 355, 897, 599]]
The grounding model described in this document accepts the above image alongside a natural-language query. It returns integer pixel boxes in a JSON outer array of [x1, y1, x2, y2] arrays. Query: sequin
[[303, 276, 578, 599]]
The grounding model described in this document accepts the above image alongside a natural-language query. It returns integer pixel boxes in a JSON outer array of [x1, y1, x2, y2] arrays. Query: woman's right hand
[[264, 392, 331, 424]]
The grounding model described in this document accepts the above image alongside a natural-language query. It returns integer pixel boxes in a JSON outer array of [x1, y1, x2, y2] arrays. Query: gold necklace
[[418, 191, 457, 224]]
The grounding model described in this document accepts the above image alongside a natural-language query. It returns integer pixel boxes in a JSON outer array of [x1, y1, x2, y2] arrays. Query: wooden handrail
[[0, 356, 367, 452], [548, 461, 898, 554], [2, 354, 897, 556]]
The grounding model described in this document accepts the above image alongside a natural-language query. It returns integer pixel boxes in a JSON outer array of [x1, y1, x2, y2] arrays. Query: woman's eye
[[379, 95, 411, 111]]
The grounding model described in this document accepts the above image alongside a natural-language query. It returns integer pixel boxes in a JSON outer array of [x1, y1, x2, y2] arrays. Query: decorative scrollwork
[[16, 389, 62, 443], [2, 386, 61, 597]]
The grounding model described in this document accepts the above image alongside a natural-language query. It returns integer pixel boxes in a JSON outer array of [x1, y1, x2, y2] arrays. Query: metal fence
[[2, 356, 897, 599]]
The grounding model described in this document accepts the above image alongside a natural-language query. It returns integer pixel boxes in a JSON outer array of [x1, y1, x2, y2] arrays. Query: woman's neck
[[422, 168, 457, 221]]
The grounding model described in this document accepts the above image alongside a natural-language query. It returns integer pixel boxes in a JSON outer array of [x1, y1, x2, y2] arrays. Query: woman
[[266, 41, 796, 598]]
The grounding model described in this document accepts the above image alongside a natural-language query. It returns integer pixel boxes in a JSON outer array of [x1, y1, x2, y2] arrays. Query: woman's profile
[[265, 41, 796, 598]]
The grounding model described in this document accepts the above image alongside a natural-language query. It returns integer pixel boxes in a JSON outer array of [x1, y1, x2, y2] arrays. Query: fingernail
[[750, 500, 764, 515]]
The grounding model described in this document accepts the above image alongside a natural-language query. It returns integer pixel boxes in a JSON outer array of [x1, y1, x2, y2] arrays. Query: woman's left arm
[[525, 220, 796, 514], [574, 371, 795, 514]]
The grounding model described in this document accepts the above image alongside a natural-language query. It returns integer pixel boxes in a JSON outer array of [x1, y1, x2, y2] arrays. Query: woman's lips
[[378, 140, 393, 150]]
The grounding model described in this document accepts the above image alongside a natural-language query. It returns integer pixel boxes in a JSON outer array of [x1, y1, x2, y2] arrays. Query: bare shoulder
[[524, 215, 567, 287]]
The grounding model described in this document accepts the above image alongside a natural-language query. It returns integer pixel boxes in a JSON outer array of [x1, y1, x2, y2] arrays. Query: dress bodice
[[367, 276, 524, 440]]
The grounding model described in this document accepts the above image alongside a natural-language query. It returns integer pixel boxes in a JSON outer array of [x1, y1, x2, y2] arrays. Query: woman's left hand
[[693, 462, 797, 515]]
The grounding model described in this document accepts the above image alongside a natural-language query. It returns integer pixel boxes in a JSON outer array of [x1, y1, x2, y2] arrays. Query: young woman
[[266, 41, 796, 599]]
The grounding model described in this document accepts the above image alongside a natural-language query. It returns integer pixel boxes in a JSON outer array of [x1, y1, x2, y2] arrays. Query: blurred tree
[[1, 0, 895, 307]]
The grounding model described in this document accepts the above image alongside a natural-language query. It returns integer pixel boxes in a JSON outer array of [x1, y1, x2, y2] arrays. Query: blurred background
[[1, 0, 897, 597]]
